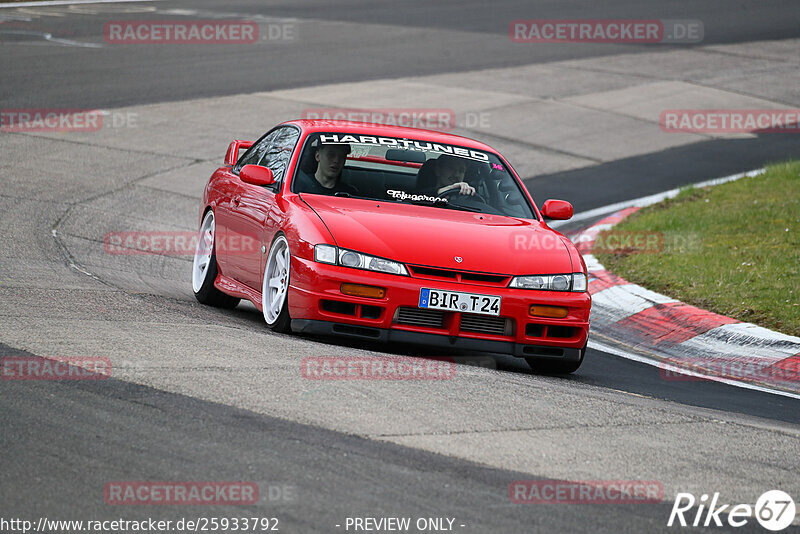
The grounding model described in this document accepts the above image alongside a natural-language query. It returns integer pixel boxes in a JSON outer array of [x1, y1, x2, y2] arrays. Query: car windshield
[[291, 132, 536, 219]]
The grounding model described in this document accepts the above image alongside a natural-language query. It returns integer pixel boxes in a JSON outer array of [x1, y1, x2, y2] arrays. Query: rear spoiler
[[224, 140, 253, 166]]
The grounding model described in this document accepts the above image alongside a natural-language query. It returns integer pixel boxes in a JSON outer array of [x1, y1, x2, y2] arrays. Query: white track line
[[550, 168, 765, 228], [589, 340, 800, 400], [0, 0, 159, 8]]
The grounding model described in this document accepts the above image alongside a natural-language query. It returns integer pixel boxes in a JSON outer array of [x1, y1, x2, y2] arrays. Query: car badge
[[454, 256, 463, 263]]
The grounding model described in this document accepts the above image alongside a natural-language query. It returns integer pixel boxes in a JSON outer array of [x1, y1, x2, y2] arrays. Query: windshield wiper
[[434, 202, 482, 213], [396, 196, 482, 213], [334, 192, 394, 202]]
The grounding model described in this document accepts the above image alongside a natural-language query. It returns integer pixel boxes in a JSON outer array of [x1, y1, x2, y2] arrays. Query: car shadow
[[212, 298, 585, 379]]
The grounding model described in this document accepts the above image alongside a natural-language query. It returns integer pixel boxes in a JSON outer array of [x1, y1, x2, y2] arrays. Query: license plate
[[418, 288, 501, 316]]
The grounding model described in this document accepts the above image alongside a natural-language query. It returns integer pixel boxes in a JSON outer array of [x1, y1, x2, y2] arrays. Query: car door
[[213, 130, 277, 282], [226, 126, 300, 290]]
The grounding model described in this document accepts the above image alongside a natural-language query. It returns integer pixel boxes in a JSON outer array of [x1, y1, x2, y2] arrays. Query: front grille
[[548, 325, 576, 338], [360, 305, 382, 320], [409, 266, 457, 280], [321, 300, 356, 316], [525, 323, 577, 339], [462, 272, 509, 284], [407, 265, 510, 287], [460, 314, 511, 336], [395, 307, 445, 328], [526, 324, 545, 337]]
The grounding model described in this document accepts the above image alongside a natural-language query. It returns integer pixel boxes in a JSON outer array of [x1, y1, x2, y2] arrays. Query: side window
[[235, 130, 278, 171], [259, 127, 301, 185]]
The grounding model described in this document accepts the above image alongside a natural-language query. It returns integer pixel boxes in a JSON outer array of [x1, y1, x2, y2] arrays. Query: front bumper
[[289, 255, 590, 358], [291, 319, 584, 360]]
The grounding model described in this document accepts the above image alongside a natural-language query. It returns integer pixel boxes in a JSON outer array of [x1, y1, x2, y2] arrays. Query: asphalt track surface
[[1, 0, 799, 110], [2, 1, 800, 533]]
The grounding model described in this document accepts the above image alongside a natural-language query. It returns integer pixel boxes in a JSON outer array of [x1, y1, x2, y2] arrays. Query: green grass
[[595, 161, 800, 337]]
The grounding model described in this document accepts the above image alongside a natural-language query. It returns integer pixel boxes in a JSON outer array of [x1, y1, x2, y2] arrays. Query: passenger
[[417, 155, 475, 196], [294, 140, 358, 196]]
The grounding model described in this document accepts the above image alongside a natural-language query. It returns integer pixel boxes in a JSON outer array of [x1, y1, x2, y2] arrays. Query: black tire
[[192, 210, 240, 309], [269, 297, 292, 333], [525, 342, 587, 375]]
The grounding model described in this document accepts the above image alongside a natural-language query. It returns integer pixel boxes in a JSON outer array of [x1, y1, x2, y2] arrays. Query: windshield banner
[[319, 134, 490, 162]]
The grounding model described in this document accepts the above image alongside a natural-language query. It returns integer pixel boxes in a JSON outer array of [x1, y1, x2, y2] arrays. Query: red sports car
[[192, 120, 590, 373]]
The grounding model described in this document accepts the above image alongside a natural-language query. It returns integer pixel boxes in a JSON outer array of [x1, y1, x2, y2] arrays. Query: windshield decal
[[320, 134, 490, 162], [387, 190, 449, 204]]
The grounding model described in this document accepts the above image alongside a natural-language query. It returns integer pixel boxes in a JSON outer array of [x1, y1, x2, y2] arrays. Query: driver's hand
[[449, 182, 475, 196]]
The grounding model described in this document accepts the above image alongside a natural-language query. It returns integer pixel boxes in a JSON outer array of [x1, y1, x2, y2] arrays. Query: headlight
[[571, 272, 587, 292], [314, 244, 337, 264], [313, 245, 408, 276], [510, 273, 587, 292]]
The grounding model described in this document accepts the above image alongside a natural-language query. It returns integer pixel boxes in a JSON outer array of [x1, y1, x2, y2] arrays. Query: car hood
[[302, 196, 574, 275]]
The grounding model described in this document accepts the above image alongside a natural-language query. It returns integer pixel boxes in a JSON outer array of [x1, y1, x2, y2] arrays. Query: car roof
[[282, 119, 498, 153]]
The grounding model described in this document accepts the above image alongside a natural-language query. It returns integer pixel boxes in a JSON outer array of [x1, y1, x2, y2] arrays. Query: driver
[[419, 155, 475, 196], [294, 140, 358, 196]]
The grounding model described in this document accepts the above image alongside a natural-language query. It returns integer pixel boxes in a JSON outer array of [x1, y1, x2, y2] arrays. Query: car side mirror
[[541, 199, 573, 220], [240, 165, 275, 186]]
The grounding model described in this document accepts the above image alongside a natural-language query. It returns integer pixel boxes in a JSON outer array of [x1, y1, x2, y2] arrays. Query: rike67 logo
[[668, 490, 796, 531]]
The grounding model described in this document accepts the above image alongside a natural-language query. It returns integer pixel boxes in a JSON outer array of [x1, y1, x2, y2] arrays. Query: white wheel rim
[[262, 236, 290, 325], [192, 211, 215, 293]]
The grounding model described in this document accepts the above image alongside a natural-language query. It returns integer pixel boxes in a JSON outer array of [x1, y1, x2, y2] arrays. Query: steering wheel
[[440, 186, 488, 205]]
